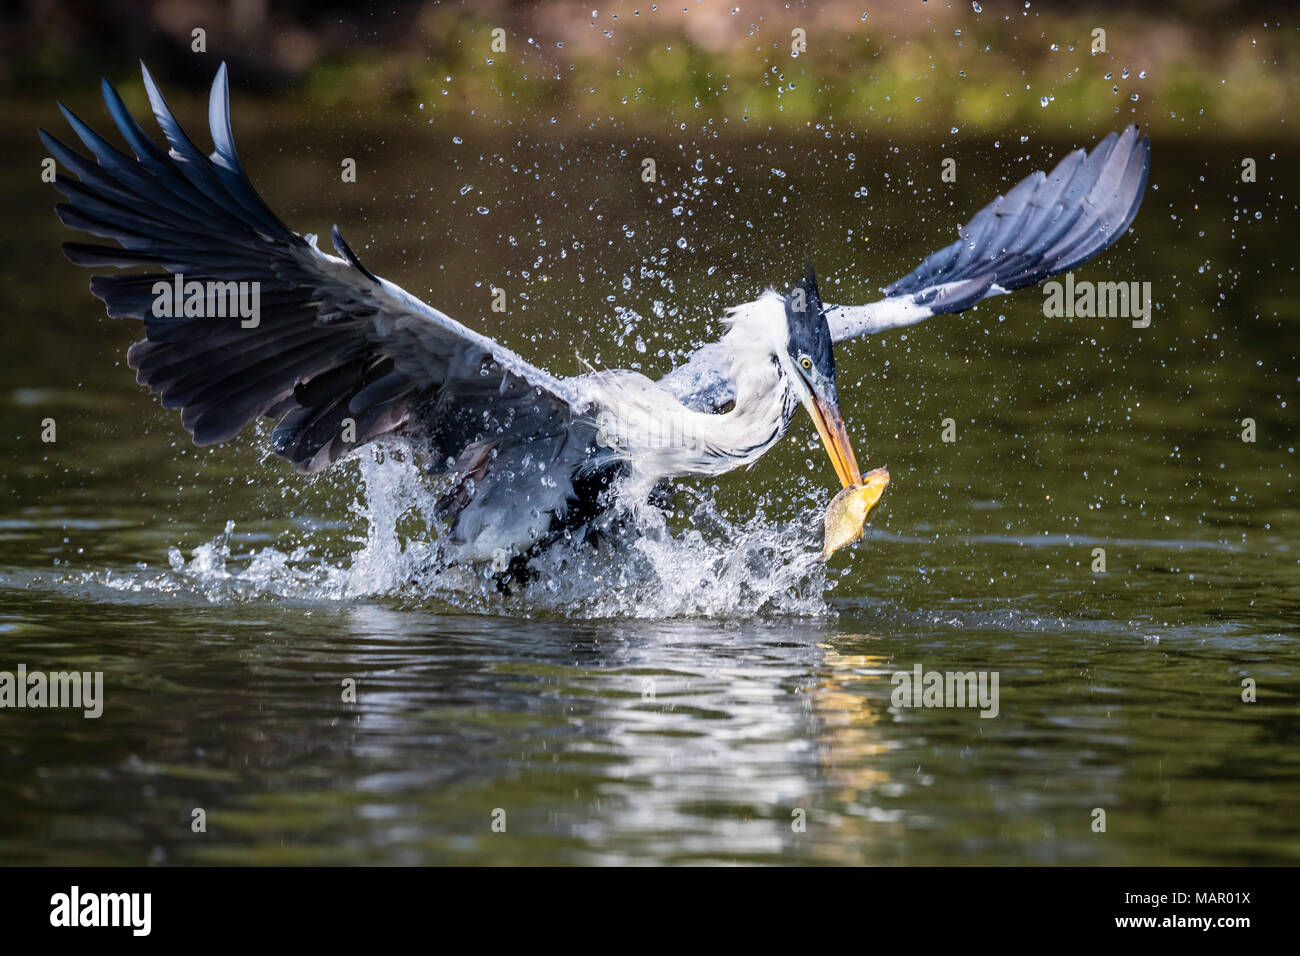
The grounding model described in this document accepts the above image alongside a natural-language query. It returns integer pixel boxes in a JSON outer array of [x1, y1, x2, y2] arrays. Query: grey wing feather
[[655, 341, 735, 412], [826, 124, 1150, 341], [44, 61, 582, 477]]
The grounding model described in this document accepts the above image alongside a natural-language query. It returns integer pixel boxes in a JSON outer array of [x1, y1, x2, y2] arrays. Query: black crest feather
[[783, 258, 836, 391]]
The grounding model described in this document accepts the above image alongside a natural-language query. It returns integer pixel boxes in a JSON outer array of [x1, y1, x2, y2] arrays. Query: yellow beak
[[806, 392, 862, 490]]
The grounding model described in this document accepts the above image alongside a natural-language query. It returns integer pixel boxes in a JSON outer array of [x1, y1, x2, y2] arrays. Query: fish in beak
[[800, 387, 889, 560], [822, 466, 891, 561]]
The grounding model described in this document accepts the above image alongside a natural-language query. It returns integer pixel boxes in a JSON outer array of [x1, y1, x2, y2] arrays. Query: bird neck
[[701, 322, 801, 469], [588, 295, 801, 482]]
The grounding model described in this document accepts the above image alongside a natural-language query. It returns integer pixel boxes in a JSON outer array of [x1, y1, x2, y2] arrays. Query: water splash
[[519, 488, 829, 617], [92, 450, 831, 619]]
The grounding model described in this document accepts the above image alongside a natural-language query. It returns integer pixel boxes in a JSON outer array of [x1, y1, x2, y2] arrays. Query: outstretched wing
[[42, 62, 582, 477], [825, 124, 1150, 340], [661, 126, 1150, 411]]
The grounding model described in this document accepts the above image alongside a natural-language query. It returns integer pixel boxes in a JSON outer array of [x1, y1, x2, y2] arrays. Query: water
[[0, 98, 1296, 863]]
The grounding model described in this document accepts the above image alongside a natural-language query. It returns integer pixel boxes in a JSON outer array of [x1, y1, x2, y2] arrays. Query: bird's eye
[[799, 356, 813, 371]]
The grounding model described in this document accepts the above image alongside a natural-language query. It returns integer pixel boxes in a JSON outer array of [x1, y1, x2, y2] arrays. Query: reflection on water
[[0, 102, 1296, 863], [1, 596, 1294, 865]]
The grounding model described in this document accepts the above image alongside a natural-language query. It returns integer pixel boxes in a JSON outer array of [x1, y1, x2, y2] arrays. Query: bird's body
[[43, 64, 1150, 573], [442, 291, 823, 562]]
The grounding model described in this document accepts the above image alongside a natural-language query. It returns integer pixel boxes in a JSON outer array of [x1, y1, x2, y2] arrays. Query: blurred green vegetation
[[1, 1, 1296, 138]]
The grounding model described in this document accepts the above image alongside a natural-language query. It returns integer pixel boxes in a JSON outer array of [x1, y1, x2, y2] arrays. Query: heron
[[42, 63, 1150, 574]]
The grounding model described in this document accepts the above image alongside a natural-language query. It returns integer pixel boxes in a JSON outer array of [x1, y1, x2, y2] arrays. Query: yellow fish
[[821, 467, 890, 561]]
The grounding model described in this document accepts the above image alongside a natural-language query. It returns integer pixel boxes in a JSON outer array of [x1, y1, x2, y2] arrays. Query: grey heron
[[42, 63, 1150, 573]]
